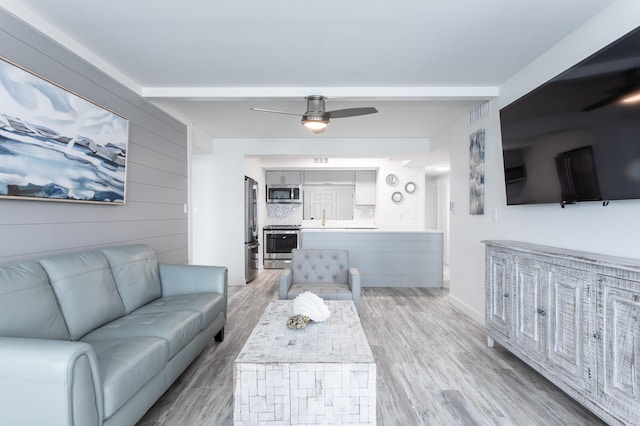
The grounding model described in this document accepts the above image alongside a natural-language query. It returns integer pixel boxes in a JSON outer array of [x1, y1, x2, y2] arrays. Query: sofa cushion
[[286, 282, 353, 300], [0, 261, 70, 340], [82, 309, 201, 358], [40, 250, 125, 340], [134, 293, 225, 330], [101, 245, 162, 314], [86, 337, 169, 418]]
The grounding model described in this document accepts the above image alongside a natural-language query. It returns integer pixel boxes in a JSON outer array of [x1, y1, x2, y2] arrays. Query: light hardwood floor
[[137, 270, 605, 425]]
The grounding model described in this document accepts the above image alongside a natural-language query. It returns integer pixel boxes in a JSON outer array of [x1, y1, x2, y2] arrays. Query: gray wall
[[0, 9, 189, 264]]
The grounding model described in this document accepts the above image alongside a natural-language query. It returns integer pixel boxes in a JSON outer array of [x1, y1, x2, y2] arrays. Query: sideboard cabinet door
[[547, 264, 593, 392], [485, 247, 512, 341], [513, 256, 547, 364], [597, 274, 640, 423]]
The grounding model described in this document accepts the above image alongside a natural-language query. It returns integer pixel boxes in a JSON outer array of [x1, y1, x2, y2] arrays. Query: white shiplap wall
[[0, 9, 189, 264]]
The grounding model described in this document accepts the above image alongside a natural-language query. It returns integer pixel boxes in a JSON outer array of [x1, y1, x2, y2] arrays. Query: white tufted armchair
[[279, 248, 361, 314]]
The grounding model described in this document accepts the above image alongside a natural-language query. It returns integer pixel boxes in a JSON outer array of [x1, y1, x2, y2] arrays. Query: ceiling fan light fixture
[[621, 91, 640, 104], [303, 120, 328, 130], [302, 111, 329, 131]]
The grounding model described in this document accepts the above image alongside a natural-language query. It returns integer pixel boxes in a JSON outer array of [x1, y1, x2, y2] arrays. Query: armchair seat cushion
[[286, 282, 353, 300]]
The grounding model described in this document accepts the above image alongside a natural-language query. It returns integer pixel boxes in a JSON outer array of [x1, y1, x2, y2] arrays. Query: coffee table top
[[235, 300, 374, 364]]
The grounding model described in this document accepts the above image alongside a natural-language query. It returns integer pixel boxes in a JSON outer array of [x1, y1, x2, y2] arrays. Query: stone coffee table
[[233, 300, 376, 425]]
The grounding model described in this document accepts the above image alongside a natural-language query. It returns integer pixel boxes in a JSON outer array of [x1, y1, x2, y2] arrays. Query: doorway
[[303, 186, 354, 221]]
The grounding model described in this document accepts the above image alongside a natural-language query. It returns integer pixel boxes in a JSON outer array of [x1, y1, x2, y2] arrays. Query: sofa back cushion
[[40, 250, 125, 340], [291, 249, 349, 284], [0, 261, 70, 340], [101, 244, 161, 313]]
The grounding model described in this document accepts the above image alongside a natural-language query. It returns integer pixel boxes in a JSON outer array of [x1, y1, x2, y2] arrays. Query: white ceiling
[[1, 0, 616, 140]]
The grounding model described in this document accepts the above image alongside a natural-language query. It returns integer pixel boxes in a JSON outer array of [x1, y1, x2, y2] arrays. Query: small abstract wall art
[[469, 129, 485, 215], [0, 57, 129, 204]]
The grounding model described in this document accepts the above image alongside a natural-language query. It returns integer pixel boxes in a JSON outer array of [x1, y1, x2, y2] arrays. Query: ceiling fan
[[582, 67, 640, 112], [250, 95, 378, 134]]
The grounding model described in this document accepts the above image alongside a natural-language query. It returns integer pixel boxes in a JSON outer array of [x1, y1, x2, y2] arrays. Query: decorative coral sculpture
[[293, 291, 331, 322]]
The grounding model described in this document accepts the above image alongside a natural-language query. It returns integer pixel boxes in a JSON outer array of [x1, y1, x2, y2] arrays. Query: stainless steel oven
[[263, 225, 300, 269]]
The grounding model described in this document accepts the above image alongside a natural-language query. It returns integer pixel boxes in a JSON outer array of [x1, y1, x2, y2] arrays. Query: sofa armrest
[[348, 267, 362, 314], [159, 264, 228, 298], [0, 337, 103, 426], [279, 268, 293, 300]]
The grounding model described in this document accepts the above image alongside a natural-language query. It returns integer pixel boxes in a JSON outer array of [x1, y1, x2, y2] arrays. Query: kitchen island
[[300, 229, 443, 287]]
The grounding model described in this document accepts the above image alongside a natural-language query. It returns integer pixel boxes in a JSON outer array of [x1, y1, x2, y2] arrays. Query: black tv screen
[[499, 26, 640, 206]]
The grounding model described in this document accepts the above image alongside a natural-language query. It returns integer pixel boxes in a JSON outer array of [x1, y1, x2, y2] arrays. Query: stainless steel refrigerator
[[244, 176, 259, 283]]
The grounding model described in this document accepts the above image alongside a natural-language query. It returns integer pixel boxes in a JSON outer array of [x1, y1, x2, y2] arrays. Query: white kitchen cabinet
[[355, 170, 376, 205], [484, 240, 637, 425], [265, 170, 301, 185], [303, 170, 354, 185]]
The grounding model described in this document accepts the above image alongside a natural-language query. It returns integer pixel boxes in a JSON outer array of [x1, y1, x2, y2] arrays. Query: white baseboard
[[447, 294, 484, 325]]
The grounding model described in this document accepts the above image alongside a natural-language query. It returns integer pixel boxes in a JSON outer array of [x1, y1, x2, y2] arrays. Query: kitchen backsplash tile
[[265, 203, 303, 225], [265, 204, 376, 227], [355, 205, 375, 220]]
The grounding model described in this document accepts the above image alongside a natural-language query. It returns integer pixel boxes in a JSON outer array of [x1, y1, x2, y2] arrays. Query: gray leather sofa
[[0, 244, 227, 426]]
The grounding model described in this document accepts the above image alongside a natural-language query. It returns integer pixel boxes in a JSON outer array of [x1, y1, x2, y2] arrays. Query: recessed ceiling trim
[[141, 86, 499, 100]]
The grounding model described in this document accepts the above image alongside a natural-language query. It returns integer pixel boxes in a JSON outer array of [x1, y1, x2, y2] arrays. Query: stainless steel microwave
[[266, 185, 302, 203]]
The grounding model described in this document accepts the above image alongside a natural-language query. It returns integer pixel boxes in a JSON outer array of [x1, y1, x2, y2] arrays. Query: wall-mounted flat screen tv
[[499, 26, 640, 206]]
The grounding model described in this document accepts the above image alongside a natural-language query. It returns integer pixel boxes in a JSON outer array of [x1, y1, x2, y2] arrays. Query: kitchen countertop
[[301, 228, 442, 233]]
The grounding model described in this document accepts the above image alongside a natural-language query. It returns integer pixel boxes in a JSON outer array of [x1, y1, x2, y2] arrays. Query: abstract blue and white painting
[[469, 129, 485, 215], [0, 57, 129, 204]]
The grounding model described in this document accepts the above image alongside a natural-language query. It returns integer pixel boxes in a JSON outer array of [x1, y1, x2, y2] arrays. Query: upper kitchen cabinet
[[265, 171, 302, 185], [355, 170, 376, 205], [303, 171, 354, 185]]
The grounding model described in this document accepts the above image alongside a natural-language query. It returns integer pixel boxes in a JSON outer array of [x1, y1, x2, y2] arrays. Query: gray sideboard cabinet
[[483, 240, 640, 426]]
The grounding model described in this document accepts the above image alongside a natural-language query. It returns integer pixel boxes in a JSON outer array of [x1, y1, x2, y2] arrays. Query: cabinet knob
[[537, 309, 547, 316], [503, 293, 509, 298]]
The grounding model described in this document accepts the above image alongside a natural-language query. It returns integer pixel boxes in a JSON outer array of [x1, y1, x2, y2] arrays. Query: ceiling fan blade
[[326, 107, 378, 119], [582, 69, 640, 111], [250, 107, 302, 116], [582, 93, 623, 111]]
